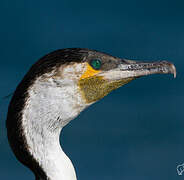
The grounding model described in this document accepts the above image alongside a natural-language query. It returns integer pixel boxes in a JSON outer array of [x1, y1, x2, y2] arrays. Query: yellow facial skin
[[78, 62, 134, 104], [80, 63, 101, 79]]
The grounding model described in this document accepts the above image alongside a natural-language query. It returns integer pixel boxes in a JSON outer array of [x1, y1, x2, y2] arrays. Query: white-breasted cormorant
[[6, 48, 176, 180]]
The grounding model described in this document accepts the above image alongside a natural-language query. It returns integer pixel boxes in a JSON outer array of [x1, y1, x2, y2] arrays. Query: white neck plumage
[[21, 76, 87, 180], [30, 127, 76, 180]]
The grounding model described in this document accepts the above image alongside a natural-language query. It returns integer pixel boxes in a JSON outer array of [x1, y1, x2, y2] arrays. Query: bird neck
[[21, 77, 86, 180], [32, 128, 77, 180]]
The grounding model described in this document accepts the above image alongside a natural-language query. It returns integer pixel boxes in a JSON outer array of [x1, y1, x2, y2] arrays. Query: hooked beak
[[102, 59, 176, 81]]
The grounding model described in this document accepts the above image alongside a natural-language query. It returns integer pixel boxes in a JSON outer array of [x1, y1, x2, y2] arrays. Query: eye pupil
[[90, 59, 101, 70]]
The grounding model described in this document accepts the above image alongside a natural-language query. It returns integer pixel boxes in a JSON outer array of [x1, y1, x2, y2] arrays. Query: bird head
[[10, 48, 176, 123]]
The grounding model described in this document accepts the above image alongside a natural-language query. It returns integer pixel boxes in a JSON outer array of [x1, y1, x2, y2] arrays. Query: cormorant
[[6, 48, 176, 180]]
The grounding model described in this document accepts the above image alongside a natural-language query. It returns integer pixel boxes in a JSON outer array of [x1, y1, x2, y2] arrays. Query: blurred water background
[[0, 0, 183, 179]]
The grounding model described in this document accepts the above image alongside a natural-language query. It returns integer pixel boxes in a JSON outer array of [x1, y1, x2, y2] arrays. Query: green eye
[[90, 59, 102, 70]]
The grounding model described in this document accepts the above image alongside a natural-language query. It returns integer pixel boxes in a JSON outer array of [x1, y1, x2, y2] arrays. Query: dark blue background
[[0, 0, 183, 179]]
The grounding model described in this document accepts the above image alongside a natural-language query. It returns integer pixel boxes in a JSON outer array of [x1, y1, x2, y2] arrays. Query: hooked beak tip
[[169, 63, 177, 78]]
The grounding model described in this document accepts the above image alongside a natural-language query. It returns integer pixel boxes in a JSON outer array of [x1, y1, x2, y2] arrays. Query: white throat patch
[[21, 63, 88, 180]]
